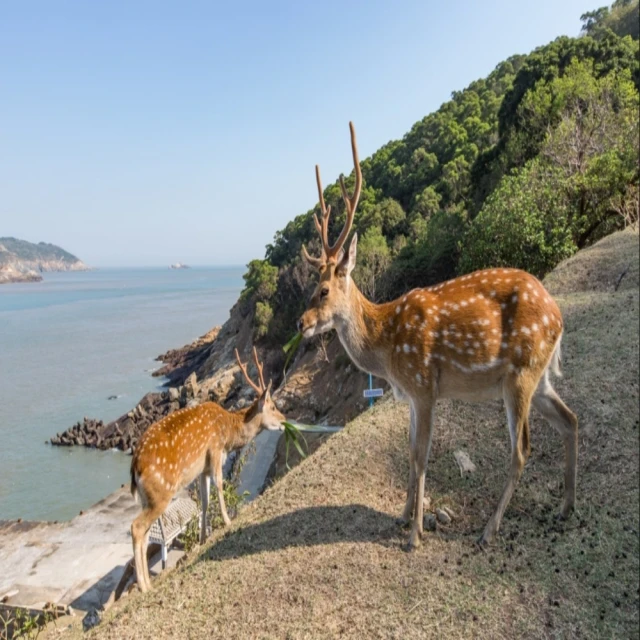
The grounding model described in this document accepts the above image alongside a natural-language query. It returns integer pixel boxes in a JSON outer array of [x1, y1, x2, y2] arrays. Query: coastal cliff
[[0, 237, 89, 284]]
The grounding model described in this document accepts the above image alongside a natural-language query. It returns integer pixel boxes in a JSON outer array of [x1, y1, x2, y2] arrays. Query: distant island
[[169, 262, 190, 269], [0, 237, 89, 284]]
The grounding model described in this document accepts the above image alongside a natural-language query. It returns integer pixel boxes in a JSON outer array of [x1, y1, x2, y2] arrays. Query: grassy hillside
[[79, 229, 638, 639]]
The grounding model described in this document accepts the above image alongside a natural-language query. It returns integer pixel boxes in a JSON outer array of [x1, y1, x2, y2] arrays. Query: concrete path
[[0, 487, 186, 612]]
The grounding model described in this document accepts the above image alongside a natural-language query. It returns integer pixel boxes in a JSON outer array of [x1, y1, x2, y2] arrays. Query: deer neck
[[335, 280, 388, 378], [226, 402, 262, 451]]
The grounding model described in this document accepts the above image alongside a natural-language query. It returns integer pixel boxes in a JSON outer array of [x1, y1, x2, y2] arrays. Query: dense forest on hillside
[[241, 1, 639, 347]]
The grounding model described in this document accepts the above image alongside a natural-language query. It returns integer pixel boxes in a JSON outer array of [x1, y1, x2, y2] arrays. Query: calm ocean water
[[0, 267, 243, 522]]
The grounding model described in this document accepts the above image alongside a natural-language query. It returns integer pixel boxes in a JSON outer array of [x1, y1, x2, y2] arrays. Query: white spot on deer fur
[[542, 315, 549, 326], [482, 279, 488, 284], [523, 292, 529, 301], [511, 294, 518, 303], [521, 326, 531, 335], [453, 303, 460, 311], [532, 323, 538, 332], [501, 342, 508, 349], [395, 345, 400, 353], [540, 340, 546, 350], [403, 344, 410, 353], [404, 305, 410, 312], [526, 282, 533, 290], [461, 300, 468, 307], [396, 306, 401, 315], [514, 346, 522, 357], [403, 296, 407, 302], [424, 356, 431, 366], [416, 373, 422, 383], [405, 323, 412, 330]]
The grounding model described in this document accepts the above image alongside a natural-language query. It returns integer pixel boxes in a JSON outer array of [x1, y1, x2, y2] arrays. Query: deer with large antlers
[[129, 348, 286, 591], [298, 122, 578, 550]]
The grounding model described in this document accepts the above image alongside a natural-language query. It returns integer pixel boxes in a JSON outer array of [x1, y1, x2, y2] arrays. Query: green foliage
[[581, 0, 639, 40], [241, 259, 278, 302], [360, 198, 406, 237], [353, 226, 391, 301], [253, 301, 274, 339], [0, 605, 56, 639], [459, 161, 576, 277]]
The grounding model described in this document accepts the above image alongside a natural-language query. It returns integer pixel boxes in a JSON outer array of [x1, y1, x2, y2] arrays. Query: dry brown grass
[[71, 230, 638, 640]]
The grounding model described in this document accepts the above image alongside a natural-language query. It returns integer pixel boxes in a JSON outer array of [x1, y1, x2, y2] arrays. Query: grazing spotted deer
[[129, 348, 286, 591], [298, 122, 578, 550]]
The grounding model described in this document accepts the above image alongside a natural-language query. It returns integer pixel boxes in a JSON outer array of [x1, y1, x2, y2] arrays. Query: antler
[[251, 347, 266, 392], [302, 121, 362, 264], [234, 348, 265, 395], [333, 121, 362, 256]]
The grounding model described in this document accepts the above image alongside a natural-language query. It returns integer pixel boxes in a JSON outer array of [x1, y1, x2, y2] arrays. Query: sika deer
[[298, 122, 578, 550], [129, 348, 286, 591]]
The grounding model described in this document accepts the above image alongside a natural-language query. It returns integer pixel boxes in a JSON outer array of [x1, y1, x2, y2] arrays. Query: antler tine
[[301, 243, 323, 268], [330, 121, 362, 255], [252, 346, 267, 393], [234, 348, 262, 395], [315, 164, 331, 253]]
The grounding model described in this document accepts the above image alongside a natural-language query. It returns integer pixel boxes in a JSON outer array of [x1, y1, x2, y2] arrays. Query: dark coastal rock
[[50, 391, 174, 452]]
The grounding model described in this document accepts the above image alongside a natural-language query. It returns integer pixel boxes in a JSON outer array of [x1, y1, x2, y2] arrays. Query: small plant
[[282, 332, 302, 374], [282, 421, 309, 470], [0, 606, 56, 640]]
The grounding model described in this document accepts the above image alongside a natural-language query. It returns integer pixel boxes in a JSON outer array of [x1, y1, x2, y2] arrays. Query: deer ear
[[336, 232, 358, 277]]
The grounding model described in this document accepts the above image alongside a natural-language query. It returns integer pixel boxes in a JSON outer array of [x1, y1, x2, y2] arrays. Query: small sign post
[[364, 373, 384, 406]]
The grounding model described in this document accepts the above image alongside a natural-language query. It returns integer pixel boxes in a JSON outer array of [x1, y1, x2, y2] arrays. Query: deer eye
[[320, 287, 329, 299]]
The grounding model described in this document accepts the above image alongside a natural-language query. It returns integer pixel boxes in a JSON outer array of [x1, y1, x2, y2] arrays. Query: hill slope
[[0, 237, 88, 283], [82, 229, 639, 639]]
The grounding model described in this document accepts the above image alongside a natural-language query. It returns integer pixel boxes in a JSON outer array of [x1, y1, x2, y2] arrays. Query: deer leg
[[533, 371, 578, 518], [213, 455, 231, 527], [408, 399, 435, 551], [131, 499, 168, 592], [199, 473, 211, 544], [480, 376, 533, 546], [397, 404, 417, 526]]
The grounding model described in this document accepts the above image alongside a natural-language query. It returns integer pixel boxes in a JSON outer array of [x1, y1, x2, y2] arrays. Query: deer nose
[[297, 318, 304, 333]]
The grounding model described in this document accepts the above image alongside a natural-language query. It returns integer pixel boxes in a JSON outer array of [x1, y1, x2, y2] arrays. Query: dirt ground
[[54, 230, 639, 640]]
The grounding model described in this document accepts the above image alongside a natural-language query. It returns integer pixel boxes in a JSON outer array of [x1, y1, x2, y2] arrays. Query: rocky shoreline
[[49, 295, 379, 456], [49, 375, 201, 451]]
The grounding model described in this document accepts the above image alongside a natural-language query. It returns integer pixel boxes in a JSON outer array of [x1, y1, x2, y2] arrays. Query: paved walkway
[[0, 487, 184, 612]]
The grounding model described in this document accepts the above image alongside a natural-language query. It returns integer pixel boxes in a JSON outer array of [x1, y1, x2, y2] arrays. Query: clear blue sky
[[0, 0, 597, 267]]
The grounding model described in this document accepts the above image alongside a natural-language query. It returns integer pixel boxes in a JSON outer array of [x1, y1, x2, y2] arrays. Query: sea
[[0, 267, 244, 522]]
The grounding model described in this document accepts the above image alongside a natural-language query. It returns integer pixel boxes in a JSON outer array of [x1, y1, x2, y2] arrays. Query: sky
[[0, 0, 599, 267]]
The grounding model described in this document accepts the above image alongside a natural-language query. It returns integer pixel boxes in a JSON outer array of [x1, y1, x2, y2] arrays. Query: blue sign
[[363, 388, 384, 398]]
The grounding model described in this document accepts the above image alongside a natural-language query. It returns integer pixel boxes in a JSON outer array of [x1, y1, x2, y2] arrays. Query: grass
[[63, 229, 638, 640]]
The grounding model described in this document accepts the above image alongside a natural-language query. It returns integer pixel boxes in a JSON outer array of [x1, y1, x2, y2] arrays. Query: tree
[[241, 259, 278, 301], [353, 226, 391, 301], [528, 59, 639, 245], [459, 160, 575, 277], [360, 197, 406, 237]]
